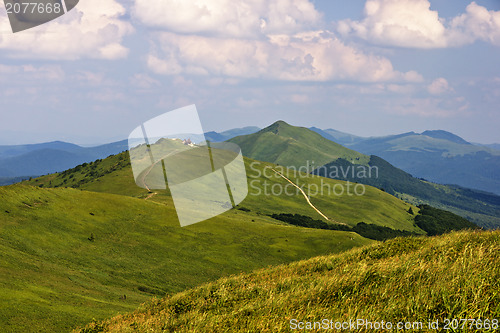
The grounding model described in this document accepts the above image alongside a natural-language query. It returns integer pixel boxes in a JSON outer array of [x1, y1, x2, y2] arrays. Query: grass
[[26, 153, 422, 233], [0, 182, 374, 332], [7, 146, 469, 332], [228, 120, 369, 168], [75, 229, 500, 332]]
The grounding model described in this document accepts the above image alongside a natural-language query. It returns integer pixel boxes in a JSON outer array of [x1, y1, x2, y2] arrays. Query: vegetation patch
[[270, 213, 417, 241]]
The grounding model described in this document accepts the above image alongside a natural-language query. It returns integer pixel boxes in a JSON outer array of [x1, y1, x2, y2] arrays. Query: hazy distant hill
[[313, 129, 500, 196], [204, 126, 260, 142], [0, 126, 260, 185], [0, 140, 129, 182], [309, 127, 365, 146]]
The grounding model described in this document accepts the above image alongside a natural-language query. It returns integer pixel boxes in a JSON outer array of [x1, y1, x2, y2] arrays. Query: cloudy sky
[[0, 0, 499, 145]]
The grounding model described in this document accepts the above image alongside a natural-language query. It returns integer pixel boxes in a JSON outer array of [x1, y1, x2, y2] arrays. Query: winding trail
[[138, 150, 179, 193], [268, 167, 330, 221], [145, 192, 158, 200]]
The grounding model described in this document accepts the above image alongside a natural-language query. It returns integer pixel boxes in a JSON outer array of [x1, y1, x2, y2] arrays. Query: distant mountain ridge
[[0, 126, 261, 184], [312, 127, 500, 195], [0, 140, 129, 183], [421, 130, 470, 145]]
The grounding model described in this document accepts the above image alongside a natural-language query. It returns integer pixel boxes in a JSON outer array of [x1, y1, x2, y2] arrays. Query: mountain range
[[230, 121, 500, 228], [0, 127, 260, 185], [311, 127, 500, 195], [0, 120, 494, 331]]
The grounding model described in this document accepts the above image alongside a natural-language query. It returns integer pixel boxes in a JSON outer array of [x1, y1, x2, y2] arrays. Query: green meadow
[[77, 230, 499, 332]]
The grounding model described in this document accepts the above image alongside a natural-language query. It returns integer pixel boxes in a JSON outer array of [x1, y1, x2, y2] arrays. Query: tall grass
[[76, 230, 499, 332]]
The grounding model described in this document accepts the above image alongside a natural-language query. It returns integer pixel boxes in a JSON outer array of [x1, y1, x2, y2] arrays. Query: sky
[[0, 0, 499, 145]]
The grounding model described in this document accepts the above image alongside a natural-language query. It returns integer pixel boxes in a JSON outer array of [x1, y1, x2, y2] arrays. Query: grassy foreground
[[0, 184, 375, 332], [76, 230, 499, 332]]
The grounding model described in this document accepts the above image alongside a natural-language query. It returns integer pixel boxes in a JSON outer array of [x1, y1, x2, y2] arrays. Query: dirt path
[[268, 167, 330, 221], [145, 192, 157, 200], [138, 150, 179, 192]]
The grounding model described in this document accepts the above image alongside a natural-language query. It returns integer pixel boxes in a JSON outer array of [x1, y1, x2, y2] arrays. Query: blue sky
[[0, 0, 499, 145]]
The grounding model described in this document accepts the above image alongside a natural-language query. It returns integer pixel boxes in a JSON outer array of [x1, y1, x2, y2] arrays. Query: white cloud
[[338, 0, 500, 48], [147, 30, 422, 82], [130, 73, 161, 89], [0, 0, 133, 59], [449, 2, 500, 46], [133, 0, 322, 38], [386, 97, 468, 117], [427, 77, 453, 95], [0, 64, 65, 82]]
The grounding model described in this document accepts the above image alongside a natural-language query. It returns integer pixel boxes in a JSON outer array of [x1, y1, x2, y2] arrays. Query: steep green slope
[[0, 184, 373, 332], [314, 156, 500, 228], [226, 121, 498, 228], [27, 152, 422, 232], [76, 230, 499, 332], [228, 121, 368, 168]]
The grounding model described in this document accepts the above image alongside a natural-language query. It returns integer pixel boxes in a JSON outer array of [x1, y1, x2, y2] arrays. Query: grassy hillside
[[4, 148, 427, 331], [228, 121, 368, 168], [314, 156, 500, 228], [226, 121, 499, 228], [0, 184, 374, 332], [27, 152, 422, 232], [76, 230, 499, 332]]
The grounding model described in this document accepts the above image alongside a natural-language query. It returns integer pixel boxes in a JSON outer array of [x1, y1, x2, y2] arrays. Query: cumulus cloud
[[133, 0, 322, 38], [147, 30, 422, 82], [337, 0, 500, 48], [133, 0, 424, 82], [0, 64, 65, 82], [0, 0, 133, 59], [427, 77, 453, 95]]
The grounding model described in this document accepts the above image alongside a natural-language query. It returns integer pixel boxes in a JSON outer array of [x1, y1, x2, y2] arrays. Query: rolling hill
[[204, 126, 260, 142], [2, 134, 484, 331], [228, 121, 500, 228], [4, 146, 436, 332], [26, 152, 422, 232], [314, 156, 500, 228], [0, 181, 373, 332], [75, 229, 500, 332], [0, 127, 261, 186]]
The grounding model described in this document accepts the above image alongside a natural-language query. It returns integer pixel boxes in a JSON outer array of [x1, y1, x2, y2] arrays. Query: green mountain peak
[[229, 121, 369, 169]]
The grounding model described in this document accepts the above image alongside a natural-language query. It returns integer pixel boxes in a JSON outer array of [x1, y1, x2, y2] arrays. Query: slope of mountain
[[421, 130, 470, 144], [0, 182, 373, 332], [204, 126, 260, 142], [228, 121, 368, 168], [314, 156, 500, 228], [0, 140, 82, 158], [76, 229, 500, 332], [485, 143, 500, 150], [6, 136, 483, 331], [0, 140, 129, 182], [310, 127, 366, 146], [225, 121, 500, 228], [315, 129, 500, 196], [26, 152, 422, 232], [7, 145, 453, 331]]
